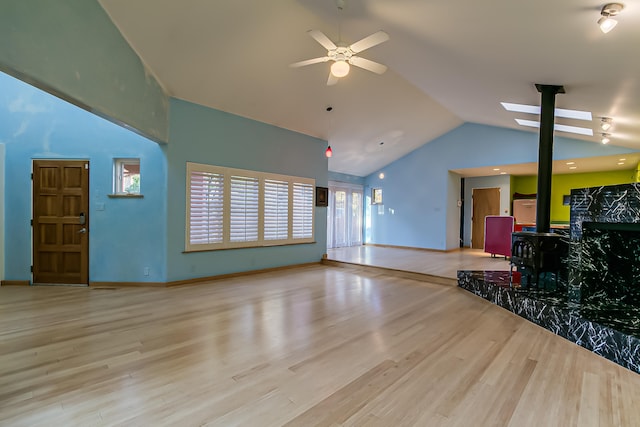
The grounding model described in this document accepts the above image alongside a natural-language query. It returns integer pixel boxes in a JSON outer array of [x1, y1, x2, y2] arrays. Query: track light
[[330, 60, 350, 78], [601, 117, 612, 131], [598, 3, 624, 33], [598, 16, 618, 33], [601, 133, 611, 144]]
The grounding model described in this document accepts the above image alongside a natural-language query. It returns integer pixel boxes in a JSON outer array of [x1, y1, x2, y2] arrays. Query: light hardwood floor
[[327, 245, 511, 280], [1, 263, 639, 426]]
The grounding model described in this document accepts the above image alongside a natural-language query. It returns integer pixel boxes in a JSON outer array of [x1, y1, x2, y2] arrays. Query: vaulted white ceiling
[[98, 0, 640, 177]]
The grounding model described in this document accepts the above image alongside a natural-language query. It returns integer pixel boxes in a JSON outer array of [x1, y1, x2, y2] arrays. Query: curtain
[[327, 181, 363, 248]]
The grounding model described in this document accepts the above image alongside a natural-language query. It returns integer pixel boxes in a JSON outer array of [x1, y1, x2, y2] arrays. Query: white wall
[[463, 174, 512, 247]]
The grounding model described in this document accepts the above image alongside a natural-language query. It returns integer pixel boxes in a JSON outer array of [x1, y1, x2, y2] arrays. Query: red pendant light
[[325, 145, 333, 158]]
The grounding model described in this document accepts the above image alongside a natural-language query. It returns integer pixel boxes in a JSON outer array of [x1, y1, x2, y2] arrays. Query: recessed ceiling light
[[493, 168, 500, 171], [619, 158, 626, 161], [514, 119, 593, 136], [501, 102, 592, 121], [618, 162, 625, 165], [500, 172, 507, 175], [566, 161, 575, 165], [569, 166, 577, 170]]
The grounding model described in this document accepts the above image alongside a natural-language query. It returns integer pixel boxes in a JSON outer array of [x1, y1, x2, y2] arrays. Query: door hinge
[[85, 163, 89, 170], [30, 265, 33, 273], [31, 173, 34, 180], [30, 219, 33, 226]]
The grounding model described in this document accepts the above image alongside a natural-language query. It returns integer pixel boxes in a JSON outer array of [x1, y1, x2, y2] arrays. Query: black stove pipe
[[535, 84, 564, 234]]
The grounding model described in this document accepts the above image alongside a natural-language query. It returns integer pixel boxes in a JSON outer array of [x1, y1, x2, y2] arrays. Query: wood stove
[[509, 84, 569, 288], [511, 231, 568, 288]]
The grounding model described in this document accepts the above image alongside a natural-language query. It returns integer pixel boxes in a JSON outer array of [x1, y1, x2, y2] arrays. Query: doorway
[[327, 182, 363, 248], [32, 160, 89, 284], [471, 187, 500, 249]]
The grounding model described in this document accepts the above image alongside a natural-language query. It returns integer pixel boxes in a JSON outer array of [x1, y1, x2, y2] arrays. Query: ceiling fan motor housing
[[329, 46, 353, 63]]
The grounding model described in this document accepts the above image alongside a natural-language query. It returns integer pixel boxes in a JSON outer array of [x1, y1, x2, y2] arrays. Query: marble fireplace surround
[[570, 183, 640, 306], [579, 221, 640, 306], [457, 183, 640, 373], [457, 271, 640, 373]]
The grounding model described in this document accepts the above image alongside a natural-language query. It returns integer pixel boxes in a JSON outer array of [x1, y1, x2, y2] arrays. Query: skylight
[[501, 102, 592, 121], [556, 108, 592, 121], [555, 124, 594, 136], [501, 103, 540, 115], [515, 119, 540, 128], [514, 119, 594, 136]]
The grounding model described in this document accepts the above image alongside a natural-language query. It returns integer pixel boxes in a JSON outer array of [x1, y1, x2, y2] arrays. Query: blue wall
[[0, 0, 169, 142], [1, 75, 329, 284], [164, 98, 328, 282], [365, 123, 639, 250], [0, 143, 4, 279], [1, 72, 167, 283]]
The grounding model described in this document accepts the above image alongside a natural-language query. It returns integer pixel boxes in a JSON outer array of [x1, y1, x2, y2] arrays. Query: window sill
[[183, 240, 317, 253], [108, 193, 144, 199]]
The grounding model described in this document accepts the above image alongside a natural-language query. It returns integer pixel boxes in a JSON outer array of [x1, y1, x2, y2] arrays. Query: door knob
[[78, 227, 87, 234]]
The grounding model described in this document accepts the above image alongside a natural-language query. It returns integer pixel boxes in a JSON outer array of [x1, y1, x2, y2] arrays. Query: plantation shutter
[[186, 162, 314, 250], [264, 179, 289, 240], [189, 170, 224, 244], [230, 175, 259, 242], [292, 182, 314, 239]]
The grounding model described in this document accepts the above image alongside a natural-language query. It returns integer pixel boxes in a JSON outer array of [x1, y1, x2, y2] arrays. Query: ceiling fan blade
[[308, 30, 337, 51], [349, 30, 389, 53], [327, 72, 339, 86], [350, 56, 387, 74], [290, 57, 330, 68]]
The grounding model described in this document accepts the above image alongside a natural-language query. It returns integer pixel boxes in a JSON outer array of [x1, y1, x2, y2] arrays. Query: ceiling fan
[[290, 1, 389, 85]]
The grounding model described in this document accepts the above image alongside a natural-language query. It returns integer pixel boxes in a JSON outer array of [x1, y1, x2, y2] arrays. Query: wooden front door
[[471, 187, 500, 250], [32, 160, 89, 284]]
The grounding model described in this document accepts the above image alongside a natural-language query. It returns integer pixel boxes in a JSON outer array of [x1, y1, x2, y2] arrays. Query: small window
[[114, 159, 141, 194], [372, 188, 383, 205]]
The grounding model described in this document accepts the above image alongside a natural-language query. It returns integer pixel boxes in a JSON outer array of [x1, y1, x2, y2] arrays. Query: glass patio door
[[327, 182, 363, 249]]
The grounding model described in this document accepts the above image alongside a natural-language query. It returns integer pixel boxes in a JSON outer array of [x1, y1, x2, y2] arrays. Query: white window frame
[[113, 158, 141, 194], [185, 162, 315, 252]]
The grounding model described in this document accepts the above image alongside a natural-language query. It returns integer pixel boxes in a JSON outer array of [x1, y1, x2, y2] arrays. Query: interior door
[[471, 187, 500, 249], [32, 160, 89, 284]]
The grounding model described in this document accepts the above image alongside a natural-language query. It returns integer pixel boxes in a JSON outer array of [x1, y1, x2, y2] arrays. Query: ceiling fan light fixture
[[331, 60, 350, 78], [598, 3, 624, 33]]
